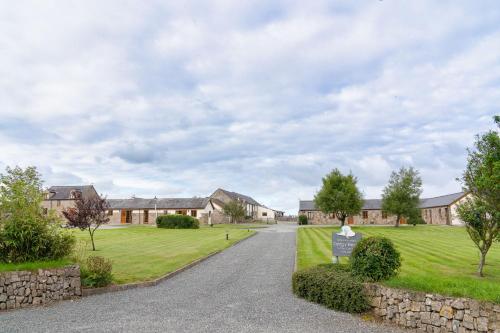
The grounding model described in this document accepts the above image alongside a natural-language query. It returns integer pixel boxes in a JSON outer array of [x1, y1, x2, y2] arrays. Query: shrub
[[0, 215, 75, 263], [292, 264, 370, 313], [156, 214, 200, 229], [298, 215, 308, 225], [351, 236, 401, 282], [81, 256, 113, 288]]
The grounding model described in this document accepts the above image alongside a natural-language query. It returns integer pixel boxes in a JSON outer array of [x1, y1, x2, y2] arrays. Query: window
[[176, 210, 186, 215], [107, 210, 113, 216], [57, 200, 61, 207], [43, 208, 48, 215], [144, 210, 149, 223], [164, 210, 169, 214], [191, 210, 197, 217], [362, 211, 368, 219], [262, 212, 267, 217], [307, 211, 313, 219], [382, 211, 387, 219]]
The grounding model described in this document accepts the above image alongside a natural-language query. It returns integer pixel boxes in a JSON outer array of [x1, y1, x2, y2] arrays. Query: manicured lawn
[[74, 226, 255, 284], [297, 226, 500, 303], [0, 259, 72, 273]]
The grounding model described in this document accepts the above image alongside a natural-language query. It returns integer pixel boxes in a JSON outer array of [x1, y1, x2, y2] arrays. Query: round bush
[[156, 214, 200, 229], [292, 264, 369, 313], [81, 256, 113, 288], [298, 215, 308, 225], [350, 236, 401, 282]]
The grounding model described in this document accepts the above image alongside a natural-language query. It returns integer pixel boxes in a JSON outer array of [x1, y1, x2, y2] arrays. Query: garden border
[[83, 231, 257, 297]]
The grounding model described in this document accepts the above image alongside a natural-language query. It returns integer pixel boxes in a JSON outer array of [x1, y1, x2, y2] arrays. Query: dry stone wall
[[0, 265, 81, 311], [365, 284, 499, 332]]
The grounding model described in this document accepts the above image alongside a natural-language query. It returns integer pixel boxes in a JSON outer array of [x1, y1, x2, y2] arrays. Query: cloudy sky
[[1, 1, 499, 213]]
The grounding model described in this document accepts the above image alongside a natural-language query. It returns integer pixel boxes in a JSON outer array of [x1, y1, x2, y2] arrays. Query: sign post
[[332, 226, 362, 263]]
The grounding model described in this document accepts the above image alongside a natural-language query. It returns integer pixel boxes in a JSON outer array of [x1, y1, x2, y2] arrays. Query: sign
[[332, 232, 362, 257]]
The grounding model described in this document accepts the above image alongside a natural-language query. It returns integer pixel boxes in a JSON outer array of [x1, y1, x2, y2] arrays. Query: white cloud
[[0, 1, 499, 213]]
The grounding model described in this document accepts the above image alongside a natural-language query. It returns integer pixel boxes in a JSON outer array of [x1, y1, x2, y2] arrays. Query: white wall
[[450, 193, 472, 226]]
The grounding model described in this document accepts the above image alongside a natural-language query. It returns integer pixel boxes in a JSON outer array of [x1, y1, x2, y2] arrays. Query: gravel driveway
[[0, 224, 401, 332]]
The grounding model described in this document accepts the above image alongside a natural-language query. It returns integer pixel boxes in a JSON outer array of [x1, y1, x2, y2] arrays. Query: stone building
[[106, 197, 214, 225], [42, 185, 99, 219], [210, 188, 262, 219], [298, 192, 468, 226]]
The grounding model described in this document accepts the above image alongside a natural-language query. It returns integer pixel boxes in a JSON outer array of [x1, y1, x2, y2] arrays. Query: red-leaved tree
[[63, 194, 110, 251]]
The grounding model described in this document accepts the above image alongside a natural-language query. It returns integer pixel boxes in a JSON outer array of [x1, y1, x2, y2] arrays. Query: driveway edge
[[82, 231, 258, 297]]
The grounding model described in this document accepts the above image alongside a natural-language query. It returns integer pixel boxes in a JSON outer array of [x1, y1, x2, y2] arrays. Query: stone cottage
[[298, 192, 469, 226]]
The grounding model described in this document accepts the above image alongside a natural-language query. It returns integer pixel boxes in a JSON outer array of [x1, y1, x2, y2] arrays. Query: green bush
[[156, 214, 200, 229], [0, 215, 75, 263], [292, 264, 370, 313], [298, 215, 308, 225], [351, 236, 401, 282], [81, 256, 113, 288]]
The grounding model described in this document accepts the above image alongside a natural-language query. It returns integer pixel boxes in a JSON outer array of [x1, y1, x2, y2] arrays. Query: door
[[121, 210, 126, 224], [400, 217, 407, 224], [144, 210, 149, 224], [347, 216, 354, 225]]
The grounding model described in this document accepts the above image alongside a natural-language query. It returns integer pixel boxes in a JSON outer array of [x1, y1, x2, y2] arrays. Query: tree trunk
[[478, 251, 486, 277], [395, 215, 400, 227], [340, 217, 345, 227], [88, 228, 96, 251]]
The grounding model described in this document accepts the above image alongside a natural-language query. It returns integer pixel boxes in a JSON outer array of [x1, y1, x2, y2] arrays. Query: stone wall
[[365, 284, 499, 332], [0, 265, 81, 311]]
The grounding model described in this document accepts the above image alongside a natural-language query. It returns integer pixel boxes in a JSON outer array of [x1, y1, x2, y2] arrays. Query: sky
[[1, 1, 499, 214]]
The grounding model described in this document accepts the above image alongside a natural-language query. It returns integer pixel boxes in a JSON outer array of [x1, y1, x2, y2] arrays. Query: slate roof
[[418, 192, 466, 208], [299, 192, 466, 211], [107, 197, 210, 210], [217, 189, 260, 206], [46, 185, 98, 200]]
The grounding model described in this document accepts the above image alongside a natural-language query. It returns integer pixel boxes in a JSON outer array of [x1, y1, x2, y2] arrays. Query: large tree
[[381, 167, 423, 227], [314, 169, 363, 226], [63, 194, 110, 251], [456, 116, 499, 277], [222, 200, 246, 224]]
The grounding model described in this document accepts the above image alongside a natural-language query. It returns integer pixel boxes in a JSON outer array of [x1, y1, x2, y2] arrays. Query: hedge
[[298, 215, 308, 225], [292, 264, 370, 313], [156, 214, 200, 229]]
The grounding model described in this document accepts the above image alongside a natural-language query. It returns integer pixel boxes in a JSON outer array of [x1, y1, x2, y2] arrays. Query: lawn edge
[[82, 231, 257, 297]]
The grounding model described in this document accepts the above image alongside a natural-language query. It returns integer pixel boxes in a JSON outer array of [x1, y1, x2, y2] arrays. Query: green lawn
[[73, 226, 255, 284], [0, 259, 72, 273], [297, 225, 500, 303]]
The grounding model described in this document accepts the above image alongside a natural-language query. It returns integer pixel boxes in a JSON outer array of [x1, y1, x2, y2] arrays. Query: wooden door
[[400, 217, 407, 224], [121, 210, 126, 224], [347, 216, 354, 225]]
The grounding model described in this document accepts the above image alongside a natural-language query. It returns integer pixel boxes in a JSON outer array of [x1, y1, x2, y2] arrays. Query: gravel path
[[0, 224, 401, 332]]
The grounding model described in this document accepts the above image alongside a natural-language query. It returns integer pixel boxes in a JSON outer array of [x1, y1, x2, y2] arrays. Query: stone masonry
[[365, 284, 499, 332], [0, 265, 81, 311]]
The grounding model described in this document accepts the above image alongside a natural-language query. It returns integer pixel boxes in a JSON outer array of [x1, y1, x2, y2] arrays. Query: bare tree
[[63, 194, 110, 251]]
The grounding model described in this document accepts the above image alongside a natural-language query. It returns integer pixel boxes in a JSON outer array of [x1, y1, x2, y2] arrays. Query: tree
[[381, 167, 423, 227], [456, 116, 499, 277], [0, 166, 43, 220], [222, 200, 246, 224], [314, 169, 363, 226], [63, 194, 110, 251], [0, 166, 74, 262]]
